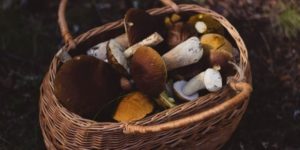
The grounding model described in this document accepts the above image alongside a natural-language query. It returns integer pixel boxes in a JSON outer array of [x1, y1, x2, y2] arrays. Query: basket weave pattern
[[40, 4, 252, 149]]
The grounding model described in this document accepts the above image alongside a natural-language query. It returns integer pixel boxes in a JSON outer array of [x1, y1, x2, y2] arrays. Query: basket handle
[[57, 0, 179, 48], [123, 81, 252, 134]]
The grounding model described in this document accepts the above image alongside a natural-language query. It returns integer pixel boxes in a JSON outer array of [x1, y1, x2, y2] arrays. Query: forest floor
[[0, 0, 299, 150]]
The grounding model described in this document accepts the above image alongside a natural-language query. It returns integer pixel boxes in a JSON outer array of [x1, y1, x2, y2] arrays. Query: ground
[[0, 0, 299, 149]]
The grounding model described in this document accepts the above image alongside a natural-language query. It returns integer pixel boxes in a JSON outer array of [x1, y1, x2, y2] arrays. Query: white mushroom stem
[[123, 32, 164, 58], [87, 41, 108, 61], [162, 36, 203, 71], [183, 68, 222, 96], [173, 80, 199, 101], [115, 34, 129, 48], [108, 40, 129, 72], [87, 34, 128, 61]]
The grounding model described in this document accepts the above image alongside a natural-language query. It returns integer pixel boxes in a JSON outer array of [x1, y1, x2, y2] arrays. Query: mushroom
[[114, 91, 153, 122], [86, 34, 129, 61], [54, 55, 122, 120], [167, 22, 197, 49], [200, 33, 234, 75], [130, 46, 167, 97], [173, 80, 199, 101], [169, 58, 209, 80], [183, 68, 222, 96], [162, 36, 203, 71], [124, 8, 164, 46], [123, 32, 164, 58], [107, 39, 129, 76], [187, 14, 224, 34]]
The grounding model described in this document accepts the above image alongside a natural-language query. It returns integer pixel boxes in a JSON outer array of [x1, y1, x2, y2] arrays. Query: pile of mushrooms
[[54, 9, 238, 122]]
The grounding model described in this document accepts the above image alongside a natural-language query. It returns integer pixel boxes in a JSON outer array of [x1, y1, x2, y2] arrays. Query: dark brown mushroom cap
[[54, 55, 122, 120], [131, 46, 167, 97], [124, 8, 168, 54], [125, 8, 158, 45]]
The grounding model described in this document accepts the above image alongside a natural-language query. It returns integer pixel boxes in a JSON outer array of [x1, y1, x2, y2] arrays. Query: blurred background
[[0, 0, 299, 149]]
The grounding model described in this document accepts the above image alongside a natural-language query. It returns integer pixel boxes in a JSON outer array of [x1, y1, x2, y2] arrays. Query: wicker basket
[[39, 0, 252, 149]]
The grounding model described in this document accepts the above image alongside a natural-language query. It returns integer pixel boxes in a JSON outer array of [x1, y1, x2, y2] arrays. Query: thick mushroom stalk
[[183, 68, 222, 96], [107, 39, 129, 75], [173, 80, 199, 101], [87, 34, 128, 61], [162, 36, 203, 71], [123, 32, 164, 58]]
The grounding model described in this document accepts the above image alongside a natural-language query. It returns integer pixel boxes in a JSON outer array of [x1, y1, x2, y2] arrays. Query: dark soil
[[0, 0, 299, 150]]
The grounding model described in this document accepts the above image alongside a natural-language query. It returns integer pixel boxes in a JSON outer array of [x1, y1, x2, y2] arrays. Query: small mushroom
[[200, 34, 233, 74], [123, 32, 164, 58], [107, 39, 129, 76], [54, 55, 122, 120], [183, 68, 222, 96], [131, 46, 167, 97], [173, 80, 199, 101], [162, 36, 203, 71], [87, 34, 129, 61], [114, 91, 154, 122], [187, 14, 224, 34], [167, 22, 197, 49]]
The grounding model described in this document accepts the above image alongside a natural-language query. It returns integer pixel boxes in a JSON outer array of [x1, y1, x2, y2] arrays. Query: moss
[[275, 1, 300, 38]]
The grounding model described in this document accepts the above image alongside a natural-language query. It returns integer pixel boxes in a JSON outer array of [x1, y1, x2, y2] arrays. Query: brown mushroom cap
[[187, 14, 224, 34], [54, 55, 122, 120], [131, 46, 167, 97], [200, 33, 234, 76], [200, 33, 233, 54]]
